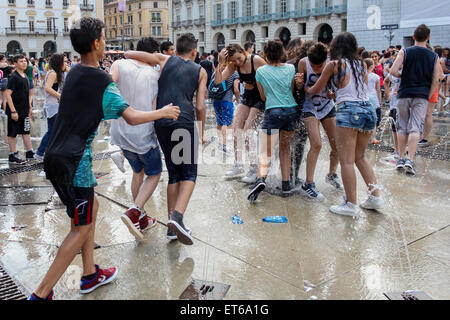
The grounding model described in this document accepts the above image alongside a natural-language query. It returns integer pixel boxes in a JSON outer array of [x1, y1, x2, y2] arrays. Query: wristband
[[11, 111, 17, 114]]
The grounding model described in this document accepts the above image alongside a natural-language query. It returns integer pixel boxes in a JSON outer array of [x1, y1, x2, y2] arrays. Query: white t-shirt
[[368, 73, 380, 96]]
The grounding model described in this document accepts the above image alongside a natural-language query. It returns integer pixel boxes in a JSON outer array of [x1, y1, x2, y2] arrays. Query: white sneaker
[[111, 152, 126, 173], [225, 162, 244, 176], [241, 166, 258, 184], [360, 195, 384, 210], [330, 200, 360, 217]]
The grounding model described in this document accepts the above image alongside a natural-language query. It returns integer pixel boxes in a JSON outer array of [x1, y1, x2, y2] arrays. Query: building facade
[[347, 0, 450, 51], [1, 0, 103, 59], [104, 0, 169, 50], [169, 0, 348, 54]]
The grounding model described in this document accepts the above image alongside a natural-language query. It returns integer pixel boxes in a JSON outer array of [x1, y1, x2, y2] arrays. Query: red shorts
[[429, 88, 439, 103]]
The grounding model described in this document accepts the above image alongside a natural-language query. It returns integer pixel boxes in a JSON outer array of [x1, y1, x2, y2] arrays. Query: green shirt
[[255, 64, 298, 110]]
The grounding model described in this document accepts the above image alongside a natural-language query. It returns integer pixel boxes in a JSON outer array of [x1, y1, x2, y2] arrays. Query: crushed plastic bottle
[[231, 214, 243, 224], [262, 216, 288, 223]]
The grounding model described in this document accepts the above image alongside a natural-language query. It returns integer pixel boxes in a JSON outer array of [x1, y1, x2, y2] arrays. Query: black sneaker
[[25, 150, 35, 161], [167, 211, 193, 245], [404, 159, 416, 175], [396, 158, 406, 170], [166, 225, 191, 241], [248, 177, 266, 204], [418, 139, 429, 147], [8, 152, 25, 164]]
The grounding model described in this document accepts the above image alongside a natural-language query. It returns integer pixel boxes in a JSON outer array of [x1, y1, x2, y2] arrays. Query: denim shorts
[[213, 100, 234, 126], [262, 107, 300, 135], [122, 147, 162, 176], [336, 101, 376, 132]]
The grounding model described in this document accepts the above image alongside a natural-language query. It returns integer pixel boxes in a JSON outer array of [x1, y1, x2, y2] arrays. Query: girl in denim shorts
[[305, 32, 384, 217]]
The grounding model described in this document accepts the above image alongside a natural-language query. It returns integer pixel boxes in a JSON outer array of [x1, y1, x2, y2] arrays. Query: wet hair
[[176, 33, 197, 55], [137, 37, 160, 53], [0, 54, 5, 62], [286, 37, 303, 65], [414, 24, 430, 42], [49, 53, 66, 84], [160, 40, 173, 53], [70, 17, 104, 55], [244, 42, 254, 51], [330, 32, 366, 99], [364, 58, 374, 70], [225, 43, 247, 63], [299, 40, 316, 61], [263, 39, 285, 63], [361, 51, 370, 59], [13, 54, 25, 63], [307, 42, 328, 65]]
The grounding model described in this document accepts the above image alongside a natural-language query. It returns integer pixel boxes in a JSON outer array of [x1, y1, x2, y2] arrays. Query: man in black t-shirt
[[5, 54, 34, 164], [199, 52, 213, 87]]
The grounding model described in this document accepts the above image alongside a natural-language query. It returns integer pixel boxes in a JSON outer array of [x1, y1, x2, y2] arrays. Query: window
[[64, 17, 69, 32], [298, 23, 306, 35], [152, 13, 161, 22], [176, 9, 180, 22], [230, 29, 236, 40], [8, 0, 16, 6], [199, 4, 205, 18], [230, 1, 237, 19], [29, 16, 35, 32], [215, 3, 222, 20], [114, 16, 117, 25], [139, 27, 142, 36], [199, 31, 205, 42], [10, 16, 16, 30], [27, 0, 35, 6], [262, 0, 269, 15], [45, 0, 52, 8], [139, 13, 142, 22], [153, 2, 158, 9], [152, 26, 161, 36], [280, 0, 288, 13], [47, 18, 53, 32], [63, 0, 69, 8], [139, 3, 141, 9], [187, 7, 192, 20], [245, 0, 252, 16]]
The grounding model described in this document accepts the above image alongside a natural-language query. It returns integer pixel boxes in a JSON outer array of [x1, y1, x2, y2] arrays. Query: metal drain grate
[[179, 279, 230, 300], [0, 151, 119, 177], [0, 264, 27, 300]]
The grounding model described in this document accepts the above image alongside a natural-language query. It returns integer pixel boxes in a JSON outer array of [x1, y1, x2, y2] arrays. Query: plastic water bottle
[[231, 214, 243, 224], [262, 216, 288, 223]]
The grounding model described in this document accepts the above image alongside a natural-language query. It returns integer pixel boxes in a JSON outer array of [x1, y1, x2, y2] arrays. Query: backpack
[[208, 72, 232, 100]]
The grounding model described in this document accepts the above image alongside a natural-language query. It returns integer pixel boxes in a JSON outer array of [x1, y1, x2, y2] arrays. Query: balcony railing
[[333, 4, 347, 14], [210, 19, 224, 27], [80, 4, 94, 11], [5, 27, 58, 35], [224, 18, 238, 25], [254, 14, 272, 22], [291, 9, 311, 18], [312, 6, 333, 16], [194, 17, 205, 25], [272, 11, 291, 21], [238, 16, 255, 24], [172, 21, 182, 28]]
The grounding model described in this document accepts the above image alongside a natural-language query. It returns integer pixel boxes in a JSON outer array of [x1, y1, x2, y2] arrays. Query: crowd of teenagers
[[0, 17, 446, 300]]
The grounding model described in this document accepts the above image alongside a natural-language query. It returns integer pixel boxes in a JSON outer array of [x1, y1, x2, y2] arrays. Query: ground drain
[[179, 279, 230, 300], [0, 264, 27, 300], [384, 290, 433, 300]]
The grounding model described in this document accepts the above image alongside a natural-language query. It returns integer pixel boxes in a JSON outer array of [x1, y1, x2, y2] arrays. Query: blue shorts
[[122, 147, 162, 176], [262, 107, 300, 135], [29, 79, 34, 90], [336, 101, 376, 132], [213, 100, 234, 126]]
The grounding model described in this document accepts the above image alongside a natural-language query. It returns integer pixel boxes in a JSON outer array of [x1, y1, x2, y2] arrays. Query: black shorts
[[50, 180, 94, 226], [155, 126, 198, 184], [241, 88, 265, 111], [389, 109, 397, 133], [7, 116, 31, 137]]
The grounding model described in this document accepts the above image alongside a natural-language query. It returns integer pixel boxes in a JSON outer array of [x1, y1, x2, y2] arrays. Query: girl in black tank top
[[237, 54, 265, 111]]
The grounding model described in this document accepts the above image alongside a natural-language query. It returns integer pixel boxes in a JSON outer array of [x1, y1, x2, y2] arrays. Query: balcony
[[5, 27, 58, 35], [224, 18, 238, 25], [238, 16, 255, 24], [291, 9, 311, 18], [194, 17, 205, 25], [210, 20, 224, 27], [312, 7, 333, 16], [272, 11, 291, 21], [254, 14, 272, 22], [80, 4, 94, 11]]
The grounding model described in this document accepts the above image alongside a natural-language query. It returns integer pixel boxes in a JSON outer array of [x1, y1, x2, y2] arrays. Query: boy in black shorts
[[28, 17, 179, 300], [5, 54, 34, 164]]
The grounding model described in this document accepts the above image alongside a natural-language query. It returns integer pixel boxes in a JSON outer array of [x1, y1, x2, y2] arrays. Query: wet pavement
[[0, 86, 449, 300]]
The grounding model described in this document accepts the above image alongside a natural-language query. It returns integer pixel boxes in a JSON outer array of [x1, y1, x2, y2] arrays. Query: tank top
[[303, 57, 335, 119], [43, 70, 62, 119], [334, 59, 368, 104], [398, 46, 437, 99], [237, 54, 256, 85], [110, 59, 159, 154], [156, 56, 201, 128], [373, 63, 383, 86]]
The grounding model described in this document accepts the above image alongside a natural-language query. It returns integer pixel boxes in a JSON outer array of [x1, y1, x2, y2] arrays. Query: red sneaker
[[121, 207, 144, 240], [140, 214, 157, 232], [80, 264, 118, 294]]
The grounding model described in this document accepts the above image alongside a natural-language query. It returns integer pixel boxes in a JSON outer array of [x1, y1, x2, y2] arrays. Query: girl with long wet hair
[[215, 43, 267, 183], [35, 53, 69, 160], [305, 32, 383, 217]]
